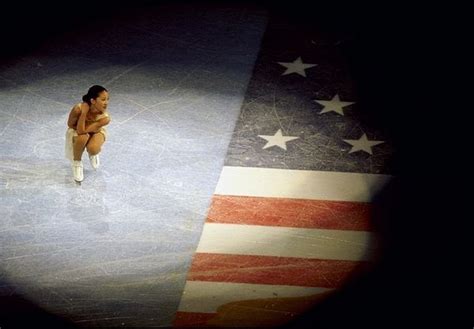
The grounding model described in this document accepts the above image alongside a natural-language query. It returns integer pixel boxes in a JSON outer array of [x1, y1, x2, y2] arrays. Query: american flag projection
[[173, 13, 394, 327]]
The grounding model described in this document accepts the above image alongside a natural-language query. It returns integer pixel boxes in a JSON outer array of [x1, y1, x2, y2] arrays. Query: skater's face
[[91, 91, 109, 113]]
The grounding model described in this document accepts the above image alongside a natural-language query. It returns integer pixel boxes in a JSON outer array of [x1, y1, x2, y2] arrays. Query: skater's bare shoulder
[[76, 102, 90, 113]]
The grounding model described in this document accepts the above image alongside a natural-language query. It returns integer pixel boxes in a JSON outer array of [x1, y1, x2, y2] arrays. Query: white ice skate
[[72, 160, 84, 182], [89, 154, 100, 170]]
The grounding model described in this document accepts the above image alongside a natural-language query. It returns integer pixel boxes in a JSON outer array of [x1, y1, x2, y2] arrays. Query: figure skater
[[65, 85, 110, 182]]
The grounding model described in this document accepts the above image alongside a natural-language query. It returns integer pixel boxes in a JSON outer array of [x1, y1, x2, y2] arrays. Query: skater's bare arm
[[75, 102, 109, 134], [84, 117, 111, 133], [67, 105, 82, 129], [76, 103, 90, 135]]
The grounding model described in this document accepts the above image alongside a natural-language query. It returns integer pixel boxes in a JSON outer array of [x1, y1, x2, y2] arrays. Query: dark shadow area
[[0, 284, 78, 329], [278, 2, 460, 329], [0, 0, 264, 62], [0, 1, 156, 61]]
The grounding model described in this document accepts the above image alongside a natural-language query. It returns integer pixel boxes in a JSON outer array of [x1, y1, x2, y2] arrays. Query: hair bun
[[82, 85, 107, 104]]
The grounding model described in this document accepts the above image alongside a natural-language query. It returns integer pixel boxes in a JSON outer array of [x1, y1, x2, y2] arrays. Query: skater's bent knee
[[87, 144, 101, 155], [76, 133, 90, 139]]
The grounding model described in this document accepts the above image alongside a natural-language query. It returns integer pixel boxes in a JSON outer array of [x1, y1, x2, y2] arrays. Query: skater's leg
[[73, 133, 90, 161], [86, 132, 105, 156], [86, 133, 105, 170]]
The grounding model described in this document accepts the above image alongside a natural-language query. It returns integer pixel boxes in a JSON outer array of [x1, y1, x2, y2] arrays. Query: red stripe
[[207, 195, 373, 231], [173, 311, 216, 327], [187, 253, 371, 288]]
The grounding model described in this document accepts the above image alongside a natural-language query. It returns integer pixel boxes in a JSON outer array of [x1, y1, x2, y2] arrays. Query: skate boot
[[89, 154, 100, 170], [72, 160, 84, 182]]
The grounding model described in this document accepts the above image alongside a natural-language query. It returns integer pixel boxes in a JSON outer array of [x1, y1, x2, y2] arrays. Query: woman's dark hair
[[82, 85, 108, 104]]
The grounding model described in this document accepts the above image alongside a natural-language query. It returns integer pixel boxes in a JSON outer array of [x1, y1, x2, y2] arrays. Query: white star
[[343, 133, 384, 155], [277, 57, 317, 77], [315, 94, 355, 116], [258, 129, 299, 150]]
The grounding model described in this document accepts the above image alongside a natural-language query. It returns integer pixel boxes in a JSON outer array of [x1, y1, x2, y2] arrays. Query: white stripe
[[215, 166, 392, 202], [178, 281, 331, 313], [196, 223, 376, 261]]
